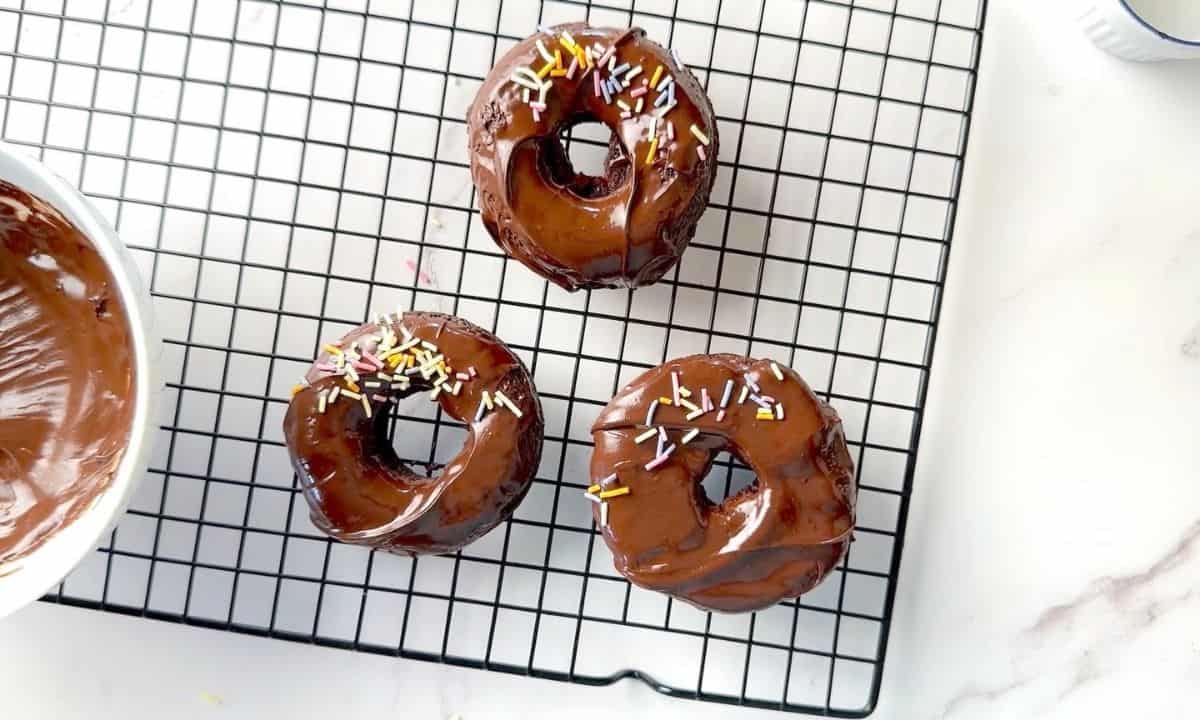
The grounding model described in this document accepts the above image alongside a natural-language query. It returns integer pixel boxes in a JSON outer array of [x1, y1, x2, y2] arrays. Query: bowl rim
[[0, 141, 161, 618], [1119, 0, 1200, 46]]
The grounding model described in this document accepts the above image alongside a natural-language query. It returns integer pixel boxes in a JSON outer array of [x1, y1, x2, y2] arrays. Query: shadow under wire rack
[[5, 0, 986, 715]]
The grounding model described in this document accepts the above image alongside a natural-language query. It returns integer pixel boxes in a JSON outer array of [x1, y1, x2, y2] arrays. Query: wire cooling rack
[[5, 0, 984, 715]]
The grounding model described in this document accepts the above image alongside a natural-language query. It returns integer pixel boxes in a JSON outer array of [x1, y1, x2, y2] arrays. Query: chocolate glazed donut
[[468, 24, 719, 291], [283, 312, 543, 555], [589, 355, 855, 613]]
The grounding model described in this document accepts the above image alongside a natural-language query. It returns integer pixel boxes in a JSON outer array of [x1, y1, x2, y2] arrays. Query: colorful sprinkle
[[536, 38, 554, 63], [671, 371, 681, 405], [744, 373, 761, 393], [584, 491, 601, 505], [776, 404, 785, 420], [599, 473, 619, 488], [650, 65, 664, 89], [635, 97, 644, 114], [342, 390, 362, 401], [587, 484, 602, 494], [600, 501, 609, 527], [770, 362, 785, 381], [601, 79, 612, 104], [482, 391, 494, 411], [738, 385, 750, 404], [566, 55, 579, 80], [656, 75, 673, 93], [598, 487, 630, 499], [361, 394, 372, 418], [624, 65, 643, 83], [702, 387, 712, 412], [645, 137, 658, 164], [644, 400, 658, 426], [474, 399, 487, 422], [317, 391, 328, 414], [612, 62, 630, 76], [681, 428, 700, 445], [720, 379, 734, 408], [291, 383, 306, 397], [654, 88, 671, 108], [716, 409, 726, 422], [645, 444, 676, 471], [635, 427, 658, 444], [756, 408, 775, 420], [697, 145, 707, 162], [631, 85, 648, 98], [659, 396, 673, 406], [616, 99, 631, 112], [690, 125, 711, 146], [598, 45, 616, 67], [328, 386, 341, 403]]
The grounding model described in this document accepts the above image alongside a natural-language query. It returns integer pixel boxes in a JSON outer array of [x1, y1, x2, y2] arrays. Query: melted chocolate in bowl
[[0, 180, 136, 564]]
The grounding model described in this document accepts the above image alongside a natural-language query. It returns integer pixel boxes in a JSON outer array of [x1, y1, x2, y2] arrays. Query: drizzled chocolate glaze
[[468, 24, 719, 291], [0, 181, 135, 564], [283, 312, 543, 555], [590, 355, 856, 613]]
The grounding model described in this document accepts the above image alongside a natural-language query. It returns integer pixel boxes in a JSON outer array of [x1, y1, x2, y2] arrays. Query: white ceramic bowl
[[0, 142, 161, 618], [1078, 0, 1200, 61]]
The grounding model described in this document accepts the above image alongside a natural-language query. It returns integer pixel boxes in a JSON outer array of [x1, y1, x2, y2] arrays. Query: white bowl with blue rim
[[1078, 0, 1200, 61]]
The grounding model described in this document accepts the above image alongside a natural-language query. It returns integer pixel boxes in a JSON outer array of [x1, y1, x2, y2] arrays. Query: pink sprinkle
[[717, 409, 726, 422], [669, 142, 678, 153], [630, 86, 647, 98], [659, 425, 668, 442], [645, 445, 676, 471], [599, 472, 618, 488], [667, 122, 675, 141], [620, 111, 632, 119], [315, 362, 337, 373], [701, 388, 712, 412], [353, 361, 375, 373], [468, 366, 477, 378], [671, 371, 681, 405], [599, 45, 616, 67], [532, 108, 541, 122], [372, 394, 387, 402], [566, 56, 579, 80], [456, 372, 470, 381], [642, 78, 649, 86], [760, 395, 777, 404], [362, 351, 384, 369], [697, 145, 707, 162], [530, 101, 547, 111], [593, 69, 602, 96]]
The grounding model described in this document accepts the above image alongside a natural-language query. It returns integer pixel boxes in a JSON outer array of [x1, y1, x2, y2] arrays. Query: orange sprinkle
[[291, 384, 306, 397], [345, 379, 360, 393]]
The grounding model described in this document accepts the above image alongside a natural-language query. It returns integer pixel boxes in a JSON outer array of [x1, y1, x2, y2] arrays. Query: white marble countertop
[[4, 2, 1200, 718]]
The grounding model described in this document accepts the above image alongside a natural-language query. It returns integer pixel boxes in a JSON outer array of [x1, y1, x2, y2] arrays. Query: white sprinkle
[[364, 381, 381, 388], [659, 425, 668, 442], [474, 400, 488, 423], [361, 394, 372, 418], [681, 428, 699, 444], [421, 340, 438, 352], [317, 391, 328, 414], [744, 374, 761, 393], [656, 74, 673, 93], [685, 408, 705, 421], [771, 362, 785, 382], [341, 390, 362, 401], [450, 381, 462, 396], [494, 390, 524, 418], [584, 491, 601, 505], [391, 382, 409, 390], [717, 409, 726, 422], [482, 391, 494, 411], [329, 386, 341, 403], [720, 379, 734, 408], [599, 473, 619, 488], [679, 398, 700, 413], [616, 99, 631, 112], [738, 385, 750, 404], [522, 87, 530, 104], [625, 65, 643, 82], [635, 427, 658, 444], [430, 385, 443, 400], [600, 502, 609, 527], [671, 371, 681, 405], [537, 23, 554, 35], [644, 401, 657, 426], [776, 404, 785, 420], [671, 48, 685, 69], [536, 38, 554, 63]]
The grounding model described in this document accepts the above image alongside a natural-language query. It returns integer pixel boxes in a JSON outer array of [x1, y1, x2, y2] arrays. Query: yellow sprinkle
[[554, 49, 563, 70], [681, 428, 700, 444], [291, 384, 306, 397], [574, 46, 588, 69], [598, 487, 631, 499], [587, 484, 601, 494], [551, 68, 567, 77], [658, 397, 673, 406], [361, 394, 372, 418], [756, 409, 774, 420], [582, 46, 594, 69], [635, 427, 658, 444], [323, 344, 342, 357], [771, 362, 784, 381], [345, 379, 360, 393], [690, 124, 710, 146], [537, 61, 554, 79], [645, 137, 658, 165], [650, 65, 663, 89]]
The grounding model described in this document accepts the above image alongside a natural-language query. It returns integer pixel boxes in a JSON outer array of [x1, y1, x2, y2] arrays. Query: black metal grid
[[3, 0, 985, 715]]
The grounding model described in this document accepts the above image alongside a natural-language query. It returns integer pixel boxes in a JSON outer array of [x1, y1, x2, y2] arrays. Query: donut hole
[[539, 117, 629, 199], [697, 450, 760, 508], [381, 390, 467, 479]]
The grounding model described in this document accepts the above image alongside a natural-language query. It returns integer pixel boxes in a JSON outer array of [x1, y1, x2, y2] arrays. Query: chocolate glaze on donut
[[1, 181, 135, 565], [468, 24, 719, 291], [283, 312, 543, 555], [589, 355, 855, 613]]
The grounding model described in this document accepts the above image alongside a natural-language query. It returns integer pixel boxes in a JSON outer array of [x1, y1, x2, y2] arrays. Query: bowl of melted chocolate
[[0, 143, 159, 617]]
